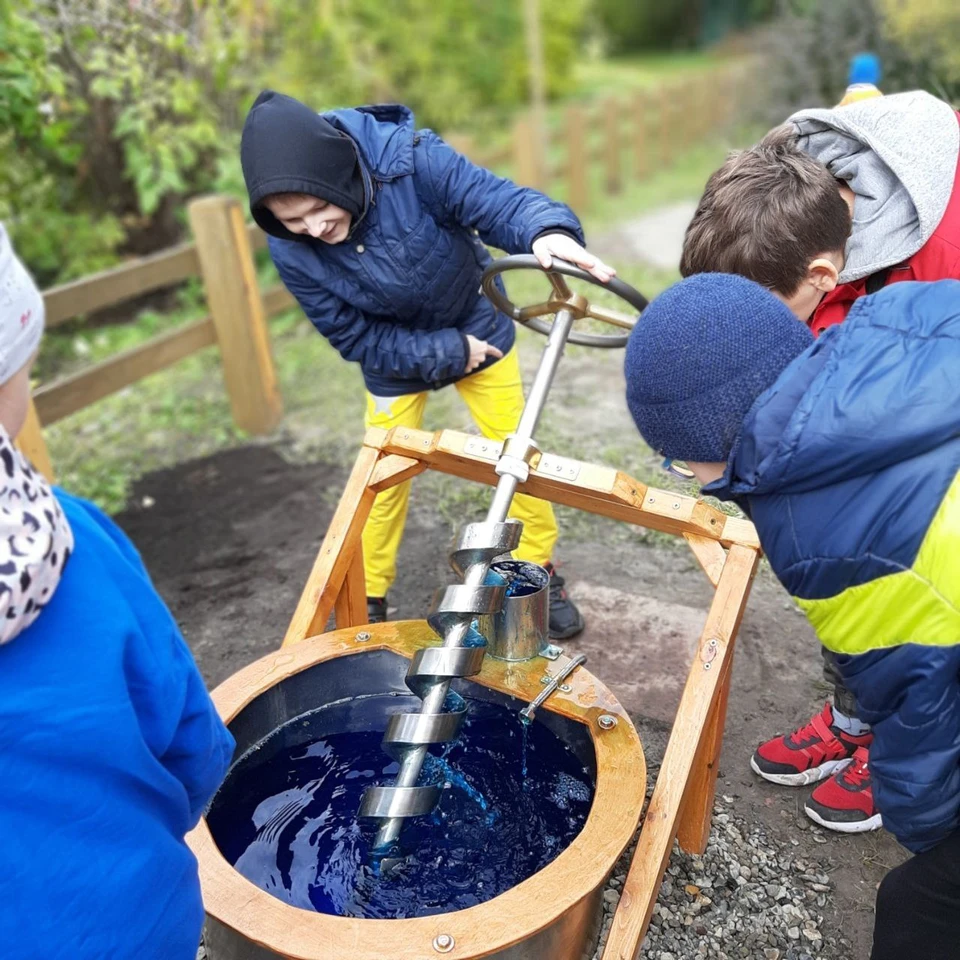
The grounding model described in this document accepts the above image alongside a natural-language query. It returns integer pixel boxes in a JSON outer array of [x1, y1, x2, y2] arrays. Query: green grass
[[570, 51, 732, 99], [39, 115, 755, 516]]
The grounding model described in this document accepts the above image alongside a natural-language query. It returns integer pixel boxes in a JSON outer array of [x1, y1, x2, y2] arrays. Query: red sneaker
[[804, 746, 882, 833], [750, 703, 873, 786]]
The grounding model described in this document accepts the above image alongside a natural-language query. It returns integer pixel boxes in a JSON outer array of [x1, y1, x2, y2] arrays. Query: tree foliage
[[0, 0, 587, 287], [880, 0, 960, 98], [0, 1, 255, 284], [758, 0, 944, 123]]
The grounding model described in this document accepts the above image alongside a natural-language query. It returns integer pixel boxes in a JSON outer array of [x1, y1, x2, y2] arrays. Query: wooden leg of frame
[[601, 543, 760, 960], [335, 544, 368, 631], [676, 647, 734, 854], [282, 444, 381, 646]]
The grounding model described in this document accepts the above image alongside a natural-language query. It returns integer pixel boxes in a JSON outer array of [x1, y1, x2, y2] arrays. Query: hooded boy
[[240, 91, 607, 638], [625, 272, 960, 960], [679, 90, 960, 832]]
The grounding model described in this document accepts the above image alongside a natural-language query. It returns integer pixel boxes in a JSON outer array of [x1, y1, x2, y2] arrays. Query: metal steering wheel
[[481, 254, 648, 348]]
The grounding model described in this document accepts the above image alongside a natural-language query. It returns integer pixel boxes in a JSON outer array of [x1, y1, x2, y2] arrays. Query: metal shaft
[[361, 309, 577, 851]]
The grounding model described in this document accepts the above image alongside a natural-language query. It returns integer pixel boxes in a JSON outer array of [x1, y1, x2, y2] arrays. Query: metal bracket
[[520, 653, 587, 723], [464, 436, 503, 461], [463, 437, 581, 483], [535, 453, 581, 482]]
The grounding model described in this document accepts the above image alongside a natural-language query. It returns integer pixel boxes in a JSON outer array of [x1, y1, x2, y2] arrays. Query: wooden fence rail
[[18, 60, 760, 483], [19, 193, 291, 481]]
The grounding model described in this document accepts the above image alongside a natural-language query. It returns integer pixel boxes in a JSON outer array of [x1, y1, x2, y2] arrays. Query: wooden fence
[[18, 195, 296, 481], [447, 60, 757, 207], [18, 60, 759, 483]]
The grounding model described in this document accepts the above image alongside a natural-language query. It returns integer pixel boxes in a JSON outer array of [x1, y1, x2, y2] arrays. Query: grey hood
[[789, 91, 959, 282]]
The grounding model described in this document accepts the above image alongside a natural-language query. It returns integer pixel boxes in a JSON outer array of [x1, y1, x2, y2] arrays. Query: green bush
[[0, 0, 255, 285], [0, 0, 589, 287]]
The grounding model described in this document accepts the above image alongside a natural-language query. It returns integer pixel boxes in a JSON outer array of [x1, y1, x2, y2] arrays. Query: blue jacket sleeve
[[159, 633, 235, 825], [413, 131, 585, 253], [274, 255, 469, 383], [837, 645, 960, 852]]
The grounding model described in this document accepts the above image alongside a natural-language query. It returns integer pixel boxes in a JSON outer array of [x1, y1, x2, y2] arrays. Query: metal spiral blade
[[358, 519, 522, 847]]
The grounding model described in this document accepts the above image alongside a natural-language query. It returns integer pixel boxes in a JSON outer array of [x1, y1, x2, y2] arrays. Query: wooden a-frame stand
[[282, 425, 761, 960]]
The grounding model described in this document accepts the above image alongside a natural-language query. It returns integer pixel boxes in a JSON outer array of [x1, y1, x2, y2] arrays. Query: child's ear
[[806, 256, 841, 294]]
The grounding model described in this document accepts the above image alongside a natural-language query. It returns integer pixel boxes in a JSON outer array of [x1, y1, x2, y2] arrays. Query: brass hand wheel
[[481, 254, 648, 348]]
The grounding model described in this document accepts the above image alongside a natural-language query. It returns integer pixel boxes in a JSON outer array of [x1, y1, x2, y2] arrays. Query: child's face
[[264, 193, 352, 244]]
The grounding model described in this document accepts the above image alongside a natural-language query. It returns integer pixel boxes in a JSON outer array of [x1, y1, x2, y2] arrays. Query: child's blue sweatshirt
[[0, 491, 234, 959]]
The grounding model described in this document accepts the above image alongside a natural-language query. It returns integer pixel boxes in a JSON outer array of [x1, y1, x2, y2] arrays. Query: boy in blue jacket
[[624, 273, 960, 960], [240, 91, 612, 639], [0, 226, 235, 958]]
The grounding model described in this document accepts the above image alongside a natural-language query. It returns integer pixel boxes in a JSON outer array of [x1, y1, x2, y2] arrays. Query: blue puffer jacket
[[266, 105, 584, 397], [705, 280, 960, 853], [0, 492, 234, 958]]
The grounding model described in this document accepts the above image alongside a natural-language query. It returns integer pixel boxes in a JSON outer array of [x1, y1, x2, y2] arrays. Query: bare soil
[[116, 442, 905, 960]]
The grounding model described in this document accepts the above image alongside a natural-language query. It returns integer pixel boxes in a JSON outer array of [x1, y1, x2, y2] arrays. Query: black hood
[[240, 90, 365, 241]]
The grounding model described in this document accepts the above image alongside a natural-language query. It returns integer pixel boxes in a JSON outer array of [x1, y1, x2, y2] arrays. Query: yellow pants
[[362, 348, 559, 598]]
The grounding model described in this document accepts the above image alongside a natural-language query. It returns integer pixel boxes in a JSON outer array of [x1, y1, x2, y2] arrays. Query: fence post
[[603, 97, 622, 194], [680, 80, 698, 148], [566, 105, 589, 213], [513, 114, 542, 189], [658, 85, 674, 167], [633, 91, 650, 182], [17, 397, 54, 482], [189, 195, 283, 436]]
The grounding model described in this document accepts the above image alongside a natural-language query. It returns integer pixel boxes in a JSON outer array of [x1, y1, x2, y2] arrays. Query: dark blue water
[[206, 695, 593, 919]]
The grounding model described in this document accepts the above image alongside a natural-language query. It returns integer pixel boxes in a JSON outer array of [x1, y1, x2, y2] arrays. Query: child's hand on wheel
[[464, 334, 504, 373], [532, 233, 616, 283]]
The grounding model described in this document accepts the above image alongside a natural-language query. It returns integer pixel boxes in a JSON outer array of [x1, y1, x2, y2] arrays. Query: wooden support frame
[[281, 426, 761, 958]]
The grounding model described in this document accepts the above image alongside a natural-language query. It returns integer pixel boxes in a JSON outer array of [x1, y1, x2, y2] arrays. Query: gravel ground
[[587, 751, 856, 960], [595, 808, 848, 960]]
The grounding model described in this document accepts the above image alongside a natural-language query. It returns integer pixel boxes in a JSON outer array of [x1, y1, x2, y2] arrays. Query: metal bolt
[[559, 683, 572, 693], [672, 501, 681, 509], [708, 638, 718, 648], [647, 496, 656, 503], [356, 631, 371, 642], [704, 661, 712, 671], [598, 714, 618, 730], [540, 675, 552, 685], [433, 934, 455, 953]]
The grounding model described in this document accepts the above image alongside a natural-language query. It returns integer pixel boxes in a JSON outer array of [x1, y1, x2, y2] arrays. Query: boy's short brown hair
[[680, 126, 852, 296]]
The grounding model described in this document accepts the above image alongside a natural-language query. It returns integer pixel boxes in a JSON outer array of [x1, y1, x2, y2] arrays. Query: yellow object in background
[[362, 347, 559, 598], [839, 83, 884, 106]]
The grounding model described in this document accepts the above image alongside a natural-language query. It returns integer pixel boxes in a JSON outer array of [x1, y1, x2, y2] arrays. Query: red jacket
[[810, 113, 960, 336]]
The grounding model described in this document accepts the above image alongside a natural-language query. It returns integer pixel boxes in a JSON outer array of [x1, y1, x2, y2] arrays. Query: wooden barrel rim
[[189, 620, 647, 960]]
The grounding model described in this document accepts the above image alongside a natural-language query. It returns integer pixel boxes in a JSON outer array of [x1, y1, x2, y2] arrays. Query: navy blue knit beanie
[[624, 273, 814, 463]]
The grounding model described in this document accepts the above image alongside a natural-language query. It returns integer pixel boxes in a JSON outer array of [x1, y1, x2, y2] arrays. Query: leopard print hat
[[0, 226, 73, 645]]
